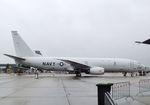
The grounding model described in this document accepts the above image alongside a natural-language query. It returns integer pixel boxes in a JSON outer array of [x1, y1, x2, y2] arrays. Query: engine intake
[[89, 67, 104, 75]]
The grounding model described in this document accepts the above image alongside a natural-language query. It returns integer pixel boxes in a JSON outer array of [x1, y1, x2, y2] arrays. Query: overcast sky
[[1, 0, 150, 65]]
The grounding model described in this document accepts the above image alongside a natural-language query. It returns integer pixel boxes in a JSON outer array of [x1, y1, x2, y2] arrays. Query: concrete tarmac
[[0, 73, 150, 105]]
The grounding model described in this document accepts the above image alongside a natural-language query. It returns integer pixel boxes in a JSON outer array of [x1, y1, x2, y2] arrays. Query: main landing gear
[[139, 71, 147, 76], [123, 72, 134, 77], [75, 71, 82, 77], [123, 72, 127, 77]]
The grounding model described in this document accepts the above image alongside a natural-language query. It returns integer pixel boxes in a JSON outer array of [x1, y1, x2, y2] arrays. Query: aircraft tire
[[123, 72, 127, 77], [76, 73, 81, 77], [139, 71, 143, 76]]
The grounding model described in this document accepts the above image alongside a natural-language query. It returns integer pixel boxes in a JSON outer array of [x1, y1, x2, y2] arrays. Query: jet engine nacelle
[[89, 67, 104, 75]]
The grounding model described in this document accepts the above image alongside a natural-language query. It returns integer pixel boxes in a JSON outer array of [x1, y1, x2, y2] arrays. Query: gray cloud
[[1, 0, 150, 65]]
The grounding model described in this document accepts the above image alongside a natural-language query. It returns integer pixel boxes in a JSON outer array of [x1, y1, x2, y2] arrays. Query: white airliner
[[4, 31, 146, 77]]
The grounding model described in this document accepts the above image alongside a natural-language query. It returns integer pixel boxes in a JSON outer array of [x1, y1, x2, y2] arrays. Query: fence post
[[96, 83, 113, 105]]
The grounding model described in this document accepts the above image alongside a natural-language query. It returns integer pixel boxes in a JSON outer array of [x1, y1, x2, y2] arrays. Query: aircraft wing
[[4, 54, 25, 61], [142, 39, 150, 44], [58, 59, 90, 69], [135, 39, 150, 44]]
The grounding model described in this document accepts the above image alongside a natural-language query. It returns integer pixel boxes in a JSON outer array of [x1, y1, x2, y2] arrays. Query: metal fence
[[139, 79, 150, 93], [105, 92, 116, 105], [111, 82, 130, 100]]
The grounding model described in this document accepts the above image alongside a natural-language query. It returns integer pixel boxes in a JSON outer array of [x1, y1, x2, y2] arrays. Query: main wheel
[[76, 73, 81, 77], [75, 71, 82, 77], [123, 72, 127, 77], [139, 71, 144, 76]]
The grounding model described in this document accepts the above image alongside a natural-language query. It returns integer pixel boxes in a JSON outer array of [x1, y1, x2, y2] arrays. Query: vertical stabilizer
[[11, 31, 36, 57]]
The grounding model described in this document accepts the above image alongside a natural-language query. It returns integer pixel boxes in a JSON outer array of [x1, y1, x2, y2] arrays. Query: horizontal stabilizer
[[4, 54, 25, 61]]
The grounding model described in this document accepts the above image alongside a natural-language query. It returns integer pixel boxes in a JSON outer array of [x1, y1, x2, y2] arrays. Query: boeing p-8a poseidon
[[4, 31, 146, 77]]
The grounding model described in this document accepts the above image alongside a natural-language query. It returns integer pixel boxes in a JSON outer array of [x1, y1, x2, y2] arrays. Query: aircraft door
[[130, 61, 134, 70], [84, 61, 88, 65]]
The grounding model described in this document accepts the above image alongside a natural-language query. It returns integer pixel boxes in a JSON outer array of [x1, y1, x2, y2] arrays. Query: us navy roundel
[[59, 62, 64, 66]]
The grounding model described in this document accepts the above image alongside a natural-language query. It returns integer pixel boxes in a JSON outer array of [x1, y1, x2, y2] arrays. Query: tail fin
[[11, 31, 36, 57]]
